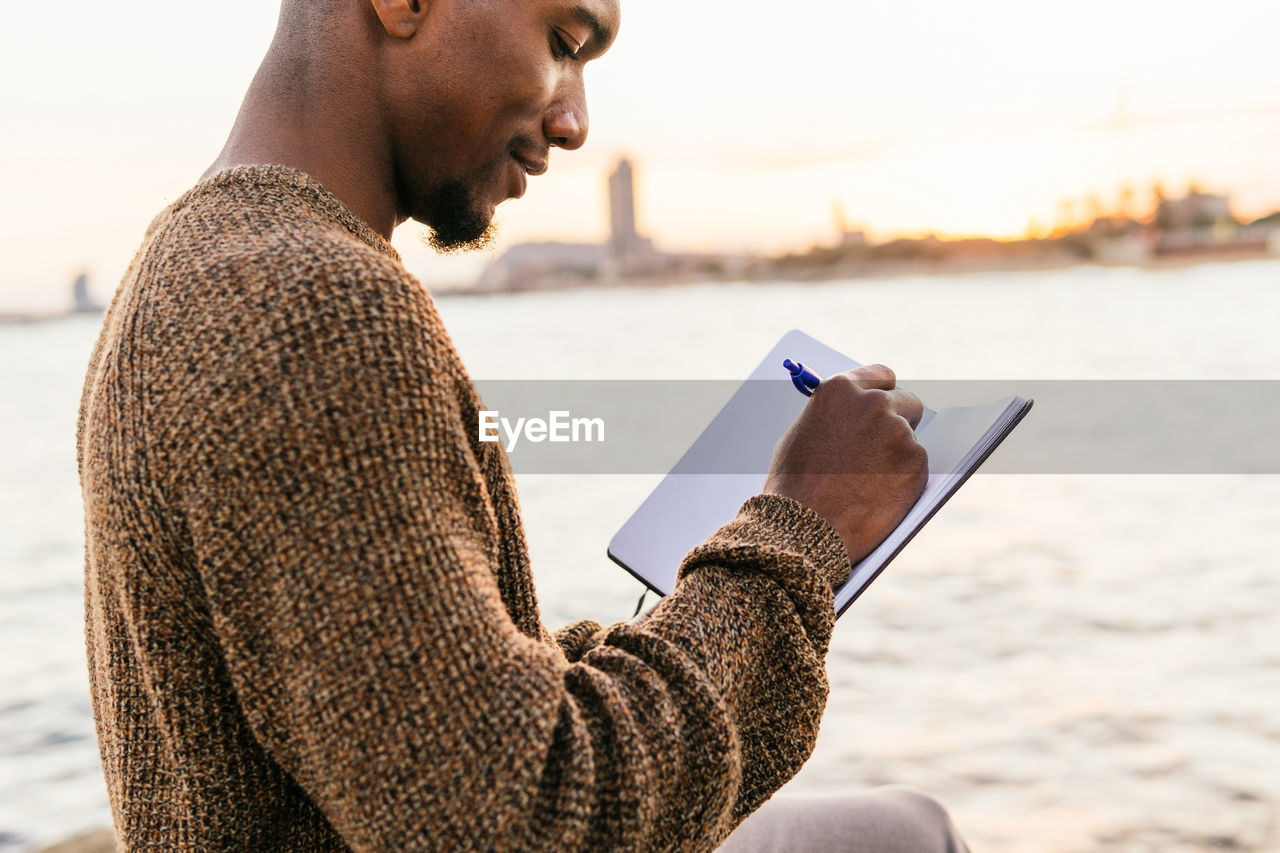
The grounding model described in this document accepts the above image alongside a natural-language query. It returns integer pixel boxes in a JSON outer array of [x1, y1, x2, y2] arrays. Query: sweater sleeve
[[552, 619, 610, 662], [157, 253, 848, 852]]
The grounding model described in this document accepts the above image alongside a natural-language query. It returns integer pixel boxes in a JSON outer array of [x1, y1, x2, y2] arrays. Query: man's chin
[[424, 219, 497, 255], [417, 181, 499, 254]]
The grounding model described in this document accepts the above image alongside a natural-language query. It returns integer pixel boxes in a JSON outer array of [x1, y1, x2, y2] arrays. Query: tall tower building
[[608, 158, 639, 260]]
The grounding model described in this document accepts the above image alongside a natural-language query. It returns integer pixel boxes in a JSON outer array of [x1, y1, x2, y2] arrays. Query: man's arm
[[147, 247, 861, 851]]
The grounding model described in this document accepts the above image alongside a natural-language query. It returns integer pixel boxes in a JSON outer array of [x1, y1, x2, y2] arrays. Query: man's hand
[[763, 364, 928, 572]]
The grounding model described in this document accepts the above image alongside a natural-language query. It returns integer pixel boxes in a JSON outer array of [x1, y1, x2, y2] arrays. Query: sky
[[2, 0, 1279, 306]]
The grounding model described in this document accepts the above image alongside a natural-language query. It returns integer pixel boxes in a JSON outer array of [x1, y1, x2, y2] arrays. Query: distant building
[[830, 201, 867, 248], [474, 157, 743, 292], [72, 272, 103, 313], [475, 241, 605, 292], [608, 159, 638, 259], [1093, 234, 1151, 266], [0, 272, 103, 324], [1155, 188, 1234, 231], [605, 158, 657, 274], [839, 229, 868, 248]]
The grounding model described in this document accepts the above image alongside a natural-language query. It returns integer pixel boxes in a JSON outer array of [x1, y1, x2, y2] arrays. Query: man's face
[[384, 0, 620, 251]]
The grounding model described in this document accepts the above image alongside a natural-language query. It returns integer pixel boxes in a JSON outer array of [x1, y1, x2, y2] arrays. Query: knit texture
[[77, 165, 850, 852]]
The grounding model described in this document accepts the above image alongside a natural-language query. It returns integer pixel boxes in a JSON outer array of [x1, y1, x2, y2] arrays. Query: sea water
[[2, 260, 1278, 851]]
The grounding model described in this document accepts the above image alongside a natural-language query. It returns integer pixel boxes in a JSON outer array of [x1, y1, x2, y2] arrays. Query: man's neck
[[204, 48, 402, 241]]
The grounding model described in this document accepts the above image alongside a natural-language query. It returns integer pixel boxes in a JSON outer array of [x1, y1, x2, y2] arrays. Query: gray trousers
[[717, 787, 971, 853]]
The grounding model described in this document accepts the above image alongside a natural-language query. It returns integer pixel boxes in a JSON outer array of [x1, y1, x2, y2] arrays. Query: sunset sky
[[2, 0, 1279, 304]]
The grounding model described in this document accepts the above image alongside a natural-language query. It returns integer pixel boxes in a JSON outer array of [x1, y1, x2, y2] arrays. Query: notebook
[[607, 330, 1033, 616]]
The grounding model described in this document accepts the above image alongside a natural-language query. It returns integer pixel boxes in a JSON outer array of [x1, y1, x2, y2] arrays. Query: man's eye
[[550, 29, 579, 60]]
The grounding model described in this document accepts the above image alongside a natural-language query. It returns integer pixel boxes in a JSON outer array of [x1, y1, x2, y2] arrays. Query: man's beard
[[420, 179, 497, 254]]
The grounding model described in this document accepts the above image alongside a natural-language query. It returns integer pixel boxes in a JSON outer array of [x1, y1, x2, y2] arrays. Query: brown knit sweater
[[77, 166, 850, 852]]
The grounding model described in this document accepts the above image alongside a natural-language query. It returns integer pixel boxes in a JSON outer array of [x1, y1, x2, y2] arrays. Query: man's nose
[[544, 95, 589, 151]]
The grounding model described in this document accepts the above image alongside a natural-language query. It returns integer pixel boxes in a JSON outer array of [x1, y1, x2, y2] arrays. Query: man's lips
[[513, 152, 548, 177], [507, 152, 548, 201], [508, 158, 528, 200]]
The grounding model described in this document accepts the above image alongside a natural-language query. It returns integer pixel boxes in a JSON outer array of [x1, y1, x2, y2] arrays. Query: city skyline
[[3, 0, 1279, 303], [464, 159, 1279, 295]]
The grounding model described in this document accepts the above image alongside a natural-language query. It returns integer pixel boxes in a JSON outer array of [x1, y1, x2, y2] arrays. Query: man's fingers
[[825, 365, 921, 426], [889, 388, 925, 429], [844, 363, 895, 391]]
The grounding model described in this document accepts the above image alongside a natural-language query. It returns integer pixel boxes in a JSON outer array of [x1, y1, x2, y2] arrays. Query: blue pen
[[783, 359, 822, 397]]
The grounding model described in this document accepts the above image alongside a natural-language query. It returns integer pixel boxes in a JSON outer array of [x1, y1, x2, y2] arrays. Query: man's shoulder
[[156, 166, 403, 284], [114, 166, 446, 385], [132, 166, 426, 324]]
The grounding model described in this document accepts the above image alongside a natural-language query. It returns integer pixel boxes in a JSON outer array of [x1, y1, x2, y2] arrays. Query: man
[[78, 0, 969, 850]]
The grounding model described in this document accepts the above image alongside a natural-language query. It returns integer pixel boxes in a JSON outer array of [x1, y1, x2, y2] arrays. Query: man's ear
[[369, 0, 428, 39]]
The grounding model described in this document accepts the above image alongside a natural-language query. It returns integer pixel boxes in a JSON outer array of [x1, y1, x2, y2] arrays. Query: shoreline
[[0, 308, 103, 327], [434, 248, 1280, 298]]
